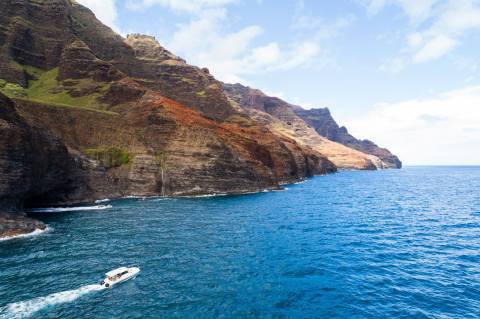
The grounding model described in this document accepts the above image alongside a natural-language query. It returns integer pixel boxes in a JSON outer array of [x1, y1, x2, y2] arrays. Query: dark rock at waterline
[[0, 0, 400, 238], [0, 92, 82, 209], [0, 212, 46, 238]]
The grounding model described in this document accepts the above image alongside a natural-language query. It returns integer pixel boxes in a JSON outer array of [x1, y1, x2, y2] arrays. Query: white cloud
[[412, 34, 457, 63], [250, 43, 282, 66], [126, 0, 237, 14], [378, 57, 406, 73], [453, 56, 479, 73], [276, 41, 320, 71], [291, 1, 356, 39], [358, 0, 438, 22], [134, 1, 329, 84], [359, 0, 387, 15], [362, 0, 480, 69], [410, 0, 480, 62], [76, 0, 120, 32], [341, 85, 480, 165], [407, 32, 423, 47], [396, 0, 438, 22]]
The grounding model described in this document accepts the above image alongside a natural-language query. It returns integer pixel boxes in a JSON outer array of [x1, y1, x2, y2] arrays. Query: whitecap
[[181, 193, 228, 198], [0, 226, 52, 242], [123, 195, 143, 199], [27, 205, 112, 213], [293, 180, 306, 185], [94, 198, 110, 204]]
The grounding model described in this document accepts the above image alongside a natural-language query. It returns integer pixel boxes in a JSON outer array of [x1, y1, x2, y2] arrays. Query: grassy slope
[[0, 65, 115, 115], [1, 64, 133, 166]]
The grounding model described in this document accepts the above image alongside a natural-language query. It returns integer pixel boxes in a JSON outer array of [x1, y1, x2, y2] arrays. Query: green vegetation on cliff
[[84, 147, 131, 168], [0, 80, 27, 97], [0, 65, 114, 114], [25, 67, 107, 106]]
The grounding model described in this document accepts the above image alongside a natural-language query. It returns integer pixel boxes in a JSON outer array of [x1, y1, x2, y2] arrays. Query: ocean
[[1, 166, 480, 318]]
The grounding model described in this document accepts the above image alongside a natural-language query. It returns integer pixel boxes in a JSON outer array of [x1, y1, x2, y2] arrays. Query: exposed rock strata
[[14, 89, 336, 200], [0, 0, 399, 238], [123, 34, 237, 121], [0, 93, 79, 209], [58, 40, 125, 82], [0, 92, 77, 236], [294, 108, 402, 168], [223, 83, 392, 169]]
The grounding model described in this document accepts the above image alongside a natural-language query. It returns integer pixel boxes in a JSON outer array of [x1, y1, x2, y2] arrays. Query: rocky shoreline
[[0, 0, 400, 241], [0, 176, 314, 240], [0, 212, 46, 240]]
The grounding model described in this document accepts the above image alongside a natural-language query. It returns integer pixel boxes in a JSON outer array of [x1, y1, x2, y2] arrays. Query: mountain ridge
[[223, 82, 401, 169], [294, 107, 402, 168], [0, 0, 399, 238]]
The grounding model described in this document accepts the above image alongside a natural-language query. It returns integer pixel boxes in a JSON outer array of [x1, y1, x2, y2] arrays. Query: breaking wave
[[27, 205, 112, 213], [0, 227, 52, 242], [94, 198, 110, 204], [0, 284, 105, 319], [181, 193, 229, 198]]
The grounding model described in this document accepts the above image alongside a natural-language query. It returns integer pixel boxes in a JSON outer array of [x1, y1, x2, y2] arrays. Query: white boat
[[100, 266, 140, 288]]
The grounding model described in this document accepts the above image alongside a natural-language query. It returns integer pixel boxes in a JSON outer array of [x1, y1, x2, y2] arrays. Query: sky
[[77, 0, 480, 165]]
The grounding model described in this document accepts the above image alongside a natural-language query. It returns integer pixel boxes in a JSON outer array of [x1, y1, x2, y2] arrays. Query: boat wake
[[0, 284, 105, 319], [27, 205, 112, 213]]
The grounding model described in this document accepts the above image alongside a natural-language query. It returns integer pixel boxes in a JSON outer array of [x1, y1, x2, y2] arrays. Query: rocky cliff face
[[123, 34, 237, 121], [294, 108, 402, 168], [223, 83, 399, 169], [0, 0, 335, 204], [0, 92, 72, 236], [0, 0, 242, 121], [0, 93, 77, 209], [0, 0, 398, 238]]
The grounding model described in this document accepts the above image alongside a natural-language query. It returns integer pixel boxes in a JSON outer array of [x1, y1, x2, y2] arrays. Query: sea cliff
[[0, 0, 399, 238]]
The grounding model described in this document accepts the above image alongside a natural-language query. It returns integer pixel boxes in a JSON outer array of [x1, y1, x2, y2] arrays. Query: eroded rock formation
[[294, 108, 402, 168], [223, 83, 400, 169], [0, 0, 399, 238]]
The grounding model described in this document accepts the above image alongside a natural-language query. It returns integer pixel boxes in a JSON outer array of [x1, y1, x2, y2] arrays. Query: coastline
[[0, 170, 339, 241], [0, 226, 51, 241], [0, 177, 301, 240], [0, 212, 47, 241]]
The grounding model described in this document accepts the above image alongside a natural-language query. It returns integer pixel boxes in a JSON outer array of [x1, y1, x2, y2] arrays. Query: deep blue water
[[1, 166, 480, 318]]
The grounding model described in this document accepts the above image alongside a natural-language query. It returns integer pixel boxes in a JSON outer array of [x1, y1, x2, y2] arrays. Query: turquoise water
[[1, 166, 480, 318]]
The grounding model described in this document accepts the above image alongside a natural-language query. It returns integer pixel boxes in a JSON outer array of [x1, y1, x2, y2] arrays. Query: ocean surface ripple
[[1, 166, 480, 318]]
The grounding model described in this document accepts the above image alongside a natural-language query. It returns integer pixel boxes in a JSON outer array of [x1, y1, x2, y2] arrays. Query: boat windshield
[[106, 269, 130, 281]]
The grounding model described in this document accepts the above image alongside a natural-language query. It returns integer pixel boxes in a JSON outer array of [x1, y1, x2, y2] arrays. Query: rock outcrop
[[0, 0, 74, 85], [0, 0, 399, 238], [294, 108, 402, 168], [0, 92, 78, 236], [58, 40, 124, 82], [123, 34, 237, 121], [223, 83, 397, 169], [0, 93, 78, 209], [0, 212, 46, 239]]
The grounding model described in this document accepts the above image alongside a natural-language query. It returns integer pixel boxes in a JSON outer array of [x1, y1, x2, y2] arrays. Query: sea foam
[[0, 227, 52, 242], [27, 205, 112, 213], [94, 198, 110, 204], [0, 284, 104, 319]]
